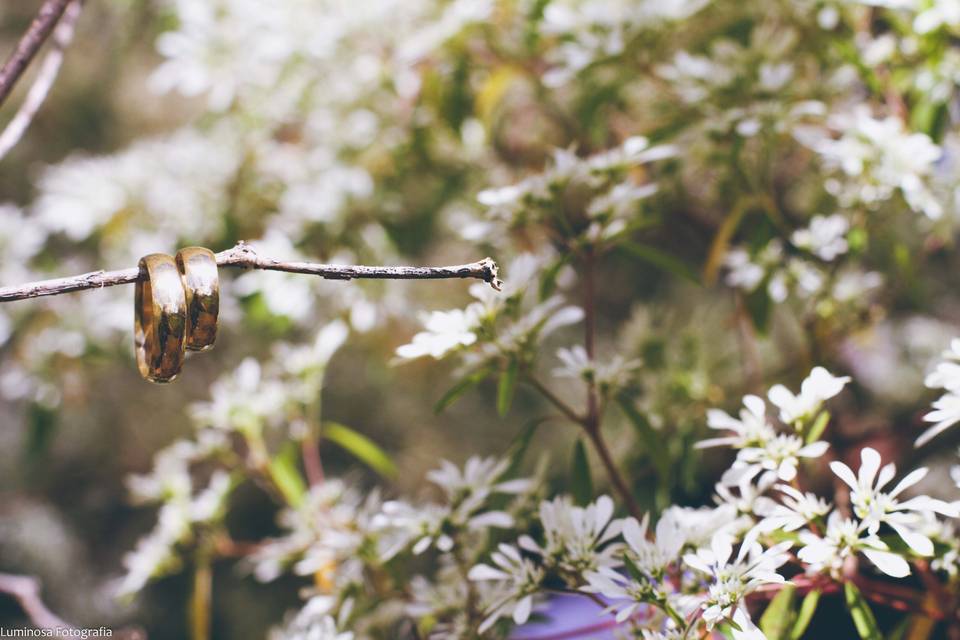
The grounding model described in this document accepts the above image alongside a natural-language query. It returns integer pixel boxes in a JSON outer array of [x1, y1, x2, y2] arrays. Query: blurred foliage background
[[1, 0, 960, 638]]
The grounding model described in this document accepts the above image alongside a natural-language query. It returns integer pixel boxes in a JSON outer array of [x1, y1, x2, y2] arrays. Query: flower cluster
[[6, 0, 960, 638]]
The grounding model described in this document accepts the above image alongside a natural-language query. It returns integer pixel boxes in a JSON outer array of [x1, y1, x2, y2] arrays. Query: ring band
[[135, 254, 187, 383], [176, 247, 219, 351]]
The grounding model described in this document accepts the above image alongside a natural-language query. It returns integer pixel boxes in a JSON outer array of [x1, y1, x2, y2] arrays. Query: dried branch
[[0, 0, 73, 108], [0, 241, 503, 303], [0, 0, 82, 159], [0, 572, 72, 631]]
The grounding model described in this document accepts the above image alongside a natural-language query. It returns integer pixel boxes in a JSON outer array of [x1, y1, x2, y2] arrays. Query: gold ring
[[176, 246, 219, 351], [135, 253, 187, 383]]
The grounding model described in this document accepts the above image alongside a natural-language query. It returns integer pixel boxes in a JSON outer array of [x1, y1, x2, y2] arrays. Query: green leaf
[[845, 582, 882, 640], [505, 417, 546, 477], [791, 589, 821, 639], [761, 584, 796, 640], [620, 241, 701, 285], [25, 402, 58, 465], [806, 411, 830, 444], [434, 368, 489, 413], [268, 443, 307, 507], [704, 196, 751, 285], [497, 358, 519, 416], [617, 398, 670, 484], [539, 254, 572, 300], [570, 439, 593, 505], [744, 285, 772, 334], [623, 554, 645, 583], [897, 615, 934, 640], [324, 422, 397, 479]]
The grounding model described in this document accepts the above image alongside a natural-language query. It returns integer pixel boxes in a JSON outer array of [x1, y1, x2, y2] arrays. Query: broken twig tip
[[480, 257, 503, 291]]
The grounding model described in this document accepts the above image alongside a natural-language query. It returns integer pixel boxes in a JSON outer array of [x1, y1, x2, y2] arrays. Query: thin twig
[[580, 249, 642, 520], [301, 433, 325, 487], [0, 572, 73, 631], [524, 376, 584, 424], [0, 0, 73, 107], [0, 241, 502, 302], [0, 0, 82, 159], [190, 548, 212, 640]]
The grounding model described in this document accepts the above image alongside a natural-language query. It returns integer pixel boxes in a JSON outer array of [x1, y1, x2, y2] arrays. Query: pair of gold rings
[[134, 247, 219, 383]]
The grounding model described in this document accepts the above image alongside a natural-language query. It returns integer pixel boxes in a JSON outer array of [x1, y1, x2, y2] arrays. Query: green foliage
[[846, 582, 882, 640], [323, 422, 397, 479], [570, 439, 593, 505]]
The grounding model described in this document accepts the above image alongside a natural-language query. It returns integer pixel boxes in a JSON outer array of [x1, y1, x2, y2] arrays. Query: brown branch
[[580, 249, 642, 521], [524, 376, 585, 424], [0, 0, 82, 159], [0, 572, 72, 631], [0, 241, 502, 302], [0, 0, 73, 108]]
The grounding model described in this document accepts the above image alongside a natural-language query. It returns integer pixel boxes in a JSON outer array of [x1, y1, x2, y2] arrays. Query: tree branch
[[0, 572, 72, 631], [0, 0, 82, 159], [0, 241, 502, 302], [0, 0, 73, 108], [580, 249, 642, 521]]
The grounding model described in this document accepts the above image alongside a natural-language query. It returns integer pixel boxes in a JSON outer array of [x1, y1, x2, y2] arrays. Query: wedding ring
[[135, 253, 187, 383], [176, 247, 219, 351]]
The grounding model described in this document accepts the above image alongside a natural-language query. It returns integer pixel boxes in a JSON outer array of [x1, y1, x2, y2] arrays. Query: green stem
[[191, 546, 212, 640]]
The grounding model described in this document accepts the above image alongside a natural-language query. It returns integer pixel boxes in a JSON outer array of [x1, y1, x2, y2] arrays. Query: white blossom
[[519, 495, 624, 576], [683, 535, 791, 628], [468, 544, 544, 633], [768, 366, 850, 425], [697, 394, 775, 449], [791, 214, 850, 261], [804, 107, 943, 218], [729, 434, 830, 483], [830, 447, 958, 555], [798, 512, 911, 578], [395, 308, 480, 360], [753, 484, 831, 535]]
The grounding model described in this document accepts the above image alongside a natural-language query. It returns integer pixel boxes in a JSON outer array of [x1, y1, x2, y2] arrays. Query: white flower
[[587, 181, 659, 220], [697, 394, 775, 449], [395, 307, 479, 360], [553, 345, 640, 392], [582, 510, 691, 622], [807, 107, 943, 218], [469, 544, 544, 633], [275, 320, 348, 377], [250, 480, 376, 586], [269, 596, 353, 640], [375, 501, 454, 557], [924, 339, 960, 392], [427, 456, 531, 501], [427, 456, 530, 529], [582, 567, 647, 623], [624, 511, 687, 574], [662, 504, 745, 549], [723, 249, 765, 292], [116, 502, 188, 598], [377, 457, 530, 557], [683, 535, 791, 628], [478, 183, 527, 208], [753, 484, 831, 535], [791, 214, 849, 261], [768, 366, 850, 425], [830, 447, 958, 555], [915, 0, 960, 33], [730, 434, 830, 483], [519, 495, 624, 575], [798, 512, 910, 578], [919, 339, 960, 446], [553, 345, 592, 380], [189, 358, 288, 434]]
